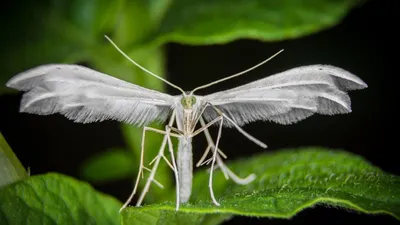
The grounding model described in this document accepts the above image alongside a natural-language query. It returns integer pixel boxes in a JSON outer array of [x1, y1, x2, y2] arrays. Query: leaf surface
[[0, 173, 122, 225], [122, 148, 400, 224]]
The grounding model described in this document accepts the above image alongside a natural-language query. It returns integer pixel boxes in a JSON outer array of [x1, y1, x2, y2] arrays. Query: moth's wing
[[6, 64, 177, 126], [201, 65, 368, 127]]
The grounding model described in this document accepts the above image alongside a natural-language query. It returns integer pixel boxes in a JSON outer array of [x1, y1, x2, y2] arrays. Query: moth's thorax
[[183, 108, 194, 135], [176, 95, 201, 135]]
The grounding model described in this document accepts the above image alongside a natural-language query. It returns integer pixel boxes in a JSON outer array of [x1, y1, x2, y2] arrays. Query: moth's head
[[180, 94, 197, 109]]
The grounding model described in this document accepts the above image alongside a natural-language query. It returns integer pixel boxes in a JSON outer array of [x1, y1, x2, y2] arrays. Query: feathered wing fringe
[[7, 64, 176, 126], [202, 65, 367, 127]]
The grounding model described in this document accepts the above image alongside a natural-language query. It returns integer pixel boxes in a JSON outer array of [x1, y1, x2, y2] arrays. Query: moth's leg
[[147, 125, 181, 211], [209, 104, 267, 149], [119, 125, 148, 212], [146, 127, 179, 167], [195, 102, 266, 148], [190, 116, 222, 137], [165, 125, 181, 211], [196, 144, 227, 167], [167, 125, 184, 135], [199, 117, 256, 185], [191, 103, 260, 205], [141, 167, 164, 188], [201, 104, 260, 180], [135, 126, 181, 208], [192, 103, 227, 169], [223, 114, 267, 148], [196, 140, 229, 180], [196, 117, 230, 178], [190, 116, 225, 206], [120, 110, 181, 212], [193, 102, 258, 184], [120, 125, 180, 212], [197, 145, 212, 167], [143, 126, 181, 138], [209, 115, 224, 206], [214, 158, 256, 185]]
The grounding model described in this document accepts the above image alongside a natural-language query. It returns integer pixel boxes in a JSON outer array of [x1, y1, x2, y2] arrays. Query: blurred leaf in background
[[0, 133, 28, 188], [80, 148, 135, 183], [145, 0, 363, 45]]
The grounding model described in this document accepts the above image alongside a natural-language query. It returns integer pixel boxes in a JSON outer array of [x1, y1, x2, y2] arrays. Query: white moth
[[6, 36, 367, 212]]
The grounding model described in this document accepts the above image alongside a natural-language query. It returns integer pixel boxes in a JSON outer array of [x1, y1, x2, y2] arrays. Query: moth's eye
[[180, 97, 186, 105], [190, 96, 197, 104]]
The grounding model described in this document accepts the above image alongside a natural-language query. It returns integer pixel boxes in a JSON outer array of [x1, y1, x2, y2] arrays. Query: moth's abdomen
[[177, 137, 193, 203]]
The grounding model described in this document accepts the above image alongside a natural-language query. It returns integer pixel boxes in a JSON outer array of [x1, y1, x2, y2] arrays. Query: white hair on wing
[[220, 64, 367, 93], [8, 64, 176, 126], [19, 86, 173, 126], [202, 65, 366, 127]]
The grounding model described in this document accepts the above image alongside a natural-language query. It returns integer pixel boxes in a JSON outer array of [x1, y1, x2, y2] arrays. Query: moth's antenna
[[190, 49, 284, 95], [105, 35, 186, 95]]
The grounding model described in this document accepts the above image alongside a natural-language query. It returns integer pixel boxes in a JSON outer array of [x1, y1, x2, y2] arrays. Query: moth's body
[[6, 36, 368, 212], [174, 94, 205, 203]]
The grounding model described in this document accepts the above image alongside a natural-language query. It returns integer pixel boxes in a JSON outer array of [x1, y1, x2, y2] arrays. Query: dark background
[[0, 0, 396, 224]]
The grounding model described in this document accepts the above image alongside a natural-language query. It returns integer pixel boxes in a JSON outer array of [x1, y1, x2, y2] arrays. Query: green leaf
[[80, 148, 135, 183], [122, 210, 231, 225], [121, 148, 400, 224], [0, 2, 86, 94], [145, 0, 363, 45], [0, 133, 28, 188], [93, 45, 166, 90], [0, 173, 122, 225], [0, 0, 162, 93]]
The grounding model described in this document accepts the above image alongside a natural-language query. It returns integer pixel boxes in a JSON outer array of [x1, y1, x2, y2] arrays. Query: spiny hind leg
[[198, 117, 256, 185], [208, 115, 224, 206], [119, 125, 150, 212], [120, 125, 180, 212], [165, 125, 181, 211], [190, 116, 224, 206], [136, 126, 181, 209]]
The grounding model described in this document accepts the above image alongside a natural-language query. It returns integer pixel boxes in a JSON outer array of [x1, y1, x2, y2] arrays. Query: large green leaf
[[122, 210, 231, 225], [0, 173, 122, 225], [0, 133, 28, 188], [121, 148, 400, 224], [145, 0, 364, 45]]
